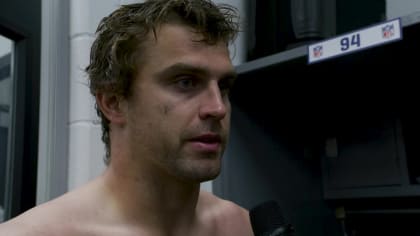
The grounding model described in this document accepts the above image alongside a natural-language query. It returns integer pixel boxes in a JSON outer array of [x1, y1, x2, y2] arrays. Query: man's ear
[[96, 92, 126, 125]]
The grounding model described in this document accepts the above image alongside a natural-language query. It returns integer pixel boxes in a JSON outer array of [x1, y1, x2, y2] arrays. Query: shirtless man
[[0, 0, 253, 235]]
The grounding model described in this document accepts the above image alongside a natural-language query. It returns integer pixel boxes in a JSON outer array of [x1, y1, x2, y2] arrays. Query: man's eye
[[218, 79, 234, 94], [176, 77, 197, 90]]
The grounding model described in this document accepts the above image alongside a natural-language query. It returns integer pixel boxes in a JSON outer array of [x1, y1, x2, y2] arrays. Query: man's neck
[[100, 161, 201, 235]]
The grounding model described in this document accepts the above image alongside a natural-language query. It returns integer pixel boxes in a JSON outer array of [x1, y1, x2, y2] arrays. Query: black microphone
[[249, 200, 294, 236]]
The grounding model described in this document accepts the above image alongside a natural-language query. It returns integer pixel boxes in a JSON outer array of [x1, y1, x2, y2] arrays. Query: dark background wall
[[0, 0, 41, 217]]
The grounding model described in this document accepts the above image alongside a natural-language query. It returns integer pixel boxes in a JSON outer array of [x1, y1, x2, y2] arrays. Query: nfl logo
[[313, 45, 323, 58], [382, 24, 394, 38]]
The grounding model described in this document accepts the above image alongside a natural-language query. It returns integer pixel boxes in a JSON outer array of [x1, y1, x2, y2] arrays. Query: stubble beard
[[164, 124, 228, 183], [161, 147, 224, 184]]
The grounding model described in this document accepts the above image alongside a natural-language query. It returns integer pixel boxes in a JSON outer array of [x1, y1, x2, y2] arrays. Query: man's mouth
[[188, 133, 222, 153]]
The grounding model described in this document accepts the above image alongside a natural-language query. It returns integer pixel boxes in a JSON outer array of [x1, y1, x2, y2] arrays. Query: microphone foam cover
[[250, 200, 286, 236]]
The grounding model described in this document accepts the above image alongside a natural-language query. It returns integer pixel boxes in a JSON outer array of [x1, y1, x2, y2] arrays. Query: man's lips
[[190, 134, 222, 143], [188, 134, 222, 152]]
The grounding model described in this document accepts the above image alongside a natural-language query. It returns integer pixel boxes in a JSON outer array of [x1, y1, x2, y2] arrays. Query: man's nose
[[198, 82, 227, 120]]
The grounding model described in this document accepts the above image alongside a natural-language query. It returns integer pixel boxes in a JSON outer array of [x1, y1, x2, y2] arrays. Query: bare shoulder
[[198, 190, 254, 236], [0, 218, 28, 236], [0, 180, 103, 236], [0, 198, 74, 236]]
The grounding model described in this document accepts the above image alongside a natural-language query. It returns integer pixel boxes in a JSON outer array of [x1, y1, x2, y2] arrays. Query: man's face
[[124, 24, 236, 183]]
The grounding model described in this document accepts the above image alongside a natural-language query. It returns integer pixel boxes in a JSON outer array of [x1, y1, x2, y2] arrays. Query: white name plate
[[308, 18, 402, 64]]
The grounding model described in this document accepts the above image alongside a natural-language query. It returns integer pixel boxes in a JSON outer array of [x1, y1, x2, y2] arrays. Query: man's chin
[[173, 155, 222, 183], [181, 168, 221, 184], [198, 172, 220, 183]]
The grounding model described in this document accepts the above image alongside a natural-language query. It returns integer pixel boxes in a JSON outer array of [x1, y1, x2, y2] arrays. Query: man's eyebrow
[[156, 63, 237, 80]]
